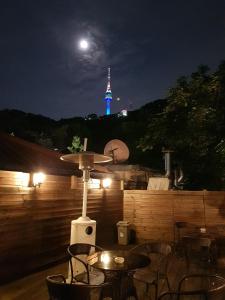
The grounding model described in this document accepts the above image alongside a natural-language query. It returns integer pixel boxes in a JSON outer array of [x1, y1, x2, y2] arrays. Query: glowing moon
[[79, 39, 89, 50]]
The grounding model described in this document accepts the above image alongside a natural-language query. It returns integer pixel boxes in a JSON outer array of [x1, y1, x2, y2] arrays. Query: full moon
[[79, 39, 89, 50]]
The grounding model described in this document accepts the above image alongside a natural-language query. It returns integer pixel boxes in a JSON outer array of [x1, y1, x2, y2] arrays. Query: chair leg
[[165, 277, 171, 292], [123, 274, 139, 300], [145, 282, 149, 295], [127, 289, 138, 300], [185, 253, 190, 273], [154, 283, 158, 300], [100, 287, 116, 300], [69, 258, 74, 284]]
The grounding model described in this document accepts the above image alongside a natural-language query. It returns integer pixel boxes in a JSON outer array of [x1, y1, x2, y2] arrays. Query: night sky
[[0, 0, 225, 120]]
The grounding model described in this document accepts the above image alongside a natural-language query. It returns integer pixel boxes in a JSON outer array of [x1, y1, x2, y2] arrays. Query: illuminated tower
[[104, 67, 112, 115]]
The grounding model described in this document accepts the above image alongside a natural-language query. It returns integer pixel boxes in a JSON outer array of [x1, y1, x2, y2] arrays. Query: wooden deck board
[[0, 253, 225, 300], [0, 262, 68, 300]]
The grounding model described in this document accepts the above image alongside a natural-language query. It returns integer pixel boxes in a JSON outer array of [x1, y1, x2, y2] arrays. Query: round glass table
[[87, 250, 150, 300]]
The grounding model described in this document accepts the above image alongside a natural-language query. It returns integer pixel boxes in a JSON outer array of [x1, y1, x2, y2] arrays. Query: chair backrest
[[182, 236, 212, 259], [174, 222, 201, 241], [158, 291, 208, 299], [46, 274, 111, 300], [216, 224, 225, 235], [182, 236, 212, 248], [174, 221, 188, 243], [158, 274, 225, 299], [67, 243, 104, 284], [178, 274, 225, 300], [131, 242, 172, 255], [158, 291, 205, 299], [68, 243, 103, 257], [130, 242, 172, 273]]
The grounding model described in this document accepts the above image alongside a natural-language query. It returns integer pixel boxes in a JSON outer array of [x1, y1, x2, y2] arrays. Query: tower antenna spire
[[108, 67, 110, 81], [104, 66, 112, 115]]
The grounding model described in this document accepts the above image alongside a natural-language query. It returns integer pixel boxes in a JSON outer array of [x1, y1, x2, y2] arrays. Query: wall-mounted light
[[17, 172, 30, 187], [88, 178, 100, 189], [32, 172, 46, 187], [102, 178, 112, 189]]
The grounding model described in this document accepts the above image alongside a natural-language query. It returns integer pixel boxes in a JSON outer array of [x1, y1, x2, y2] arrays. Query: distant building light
[[86, 114, 98, 120], [117, 109, 128, 117], [121, 109, 127, 116]]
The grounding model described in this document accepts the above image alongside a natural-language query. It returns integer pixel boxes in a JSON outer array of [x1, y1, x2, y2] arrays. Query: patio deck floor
[[0, 244, 225, 300]]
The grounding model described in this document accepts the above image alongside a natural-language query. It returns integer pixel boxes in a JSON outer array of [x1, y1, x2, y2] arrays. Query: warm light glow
[[102, 178, 112, 188], [101, 253, 110, 264], [79, 39, 89, 50], [200, 227, 206, 233], [89, 178, 100, 189], [33, 172, 46, 187], [17, 172, 30, 187]]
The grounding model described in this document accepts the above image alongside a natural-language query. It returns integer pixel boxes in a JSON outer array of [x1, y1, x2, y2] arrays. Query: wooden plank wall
[[124, 190, 225, 243], [0, 171, 123, 283]]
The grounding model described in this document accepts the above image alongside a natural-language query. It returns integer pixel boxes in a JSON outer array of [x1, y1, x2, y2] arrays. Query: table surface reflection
[[87, 250, 150, 272]]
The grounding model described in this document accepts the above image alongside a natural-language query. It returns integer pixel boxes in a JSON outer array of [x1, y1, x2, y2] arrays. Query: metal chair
[[174, 221, 188, 256], [68, 243, 105, 285], [157, 274, 225, 300], [130, 242, 172, 300], [174, 222, 188, 242], [182, 236, 216, 272], [46, 274, 112, 300], [174, 222, 201, 257]]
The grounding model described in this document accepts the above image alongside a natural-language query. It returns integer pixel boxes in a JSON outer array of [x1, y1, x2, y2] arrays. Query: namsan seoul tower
[[104, 67, 112, 115]]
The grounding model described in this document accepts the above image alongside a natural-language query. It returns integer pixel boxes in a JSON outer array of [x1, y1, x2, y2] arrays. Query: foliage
[[36, 132, 54, 149], [1, 61, 225, 190], [67, 136, 84, 153], [139, 62, 225, 189]]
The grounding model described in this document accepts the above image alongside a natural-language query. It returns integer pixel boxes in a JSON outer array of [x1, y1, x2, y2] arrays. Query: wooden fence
[[124, 190, 225, 243], [0, 171, 123, 283], [2, 169, 225, 284]]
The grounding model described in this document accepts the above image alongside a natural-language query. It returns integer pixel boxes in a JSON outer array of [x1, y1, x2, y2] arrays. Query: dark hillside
[[0, 99, 167, 169], [0, 109, 57, 141]]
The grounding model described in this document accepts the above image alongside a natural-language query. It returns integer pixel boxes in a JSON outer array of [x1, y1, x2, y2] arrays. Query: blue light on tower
[[104, 67, 112, 115]]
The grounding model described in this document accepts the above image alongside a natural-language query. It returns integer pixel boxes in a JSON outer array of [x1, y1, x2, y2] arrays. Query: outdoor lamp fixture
[[102, 178, 112, 189], [61, 138, 112, 221], [60, 137, 112, 275], [89, 178, 100, 189], [32, 172, 46, 187], [17, 172, 30, 187]]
